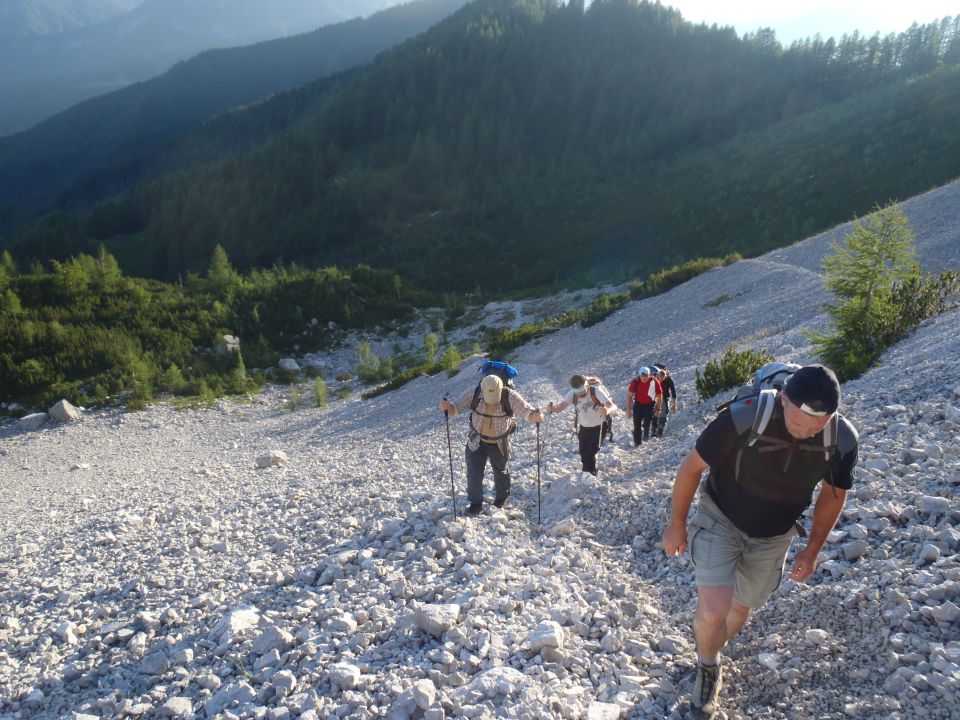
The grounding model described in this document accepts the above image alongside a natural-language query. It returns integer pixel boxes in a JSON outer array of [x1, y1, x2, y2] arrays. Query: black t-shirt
[[695, 402, 858, 537], [660, 376, 676, 401]]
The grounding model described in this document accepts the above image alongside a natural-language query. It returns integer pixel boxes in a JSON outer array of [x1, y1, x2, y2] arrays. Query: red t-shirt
[[628, 376, 662, 405]]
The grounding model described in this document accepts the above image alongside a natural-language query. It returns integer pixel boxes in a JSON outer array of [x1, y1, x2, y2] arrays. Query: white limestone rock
[[141, 651, 170, 675], [528, 620, 565, 652], [587, 701, 622, 720], [253, 625, 293, 656], [329, 662, 361, 690], [158, 697, 193, 718], [918, 495, 951, 515], [18, 412, 48, 431], [414, 603, 461, 638], [278, 358, 301, 372], [256, 450, 288, 468], [208, 605, 260, 643], [14, 543, 40, 557], [920, 544, 941, 563], [412, 679, 437, 711], [842, 540, 870, 561], [203, 681, 256, 717], [49, 399, 82, 422]]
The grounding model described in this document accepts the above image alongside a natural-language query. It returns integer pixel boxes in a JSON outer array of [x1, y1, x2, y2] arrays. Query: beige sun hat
[[480, 374, 503, 405]]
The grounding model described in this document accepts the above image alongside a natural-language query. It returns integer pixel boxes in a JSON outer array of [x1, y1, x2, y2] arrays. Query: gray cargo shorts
[[689, 492, 800, 609]]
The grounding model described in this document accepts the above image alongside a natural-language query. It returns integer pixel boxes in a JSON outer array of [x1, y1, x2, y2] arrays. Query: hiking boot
[[691, 661, 723, 716], [493, 497, 507, 508], [467, 503, 483, 516]]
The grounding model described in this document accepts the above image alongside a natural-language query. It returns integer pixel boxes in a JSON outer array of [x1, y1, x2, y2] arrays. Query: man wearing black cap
[[661, 364, 858, 718]]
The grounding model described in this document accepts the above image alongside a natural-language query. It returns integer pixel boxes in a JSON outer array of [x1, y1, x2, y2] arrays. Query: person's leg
[[656, 405, 667, 437], [464, 444, 488, 506], [578, 425, 601, 474], [641, 404, 653, 439], [695, 586, 735, 663], [487, 442, 511, 504], [688, 499, 745, 714], [632, 402, 644, 446], [725, 602, 752, 642]]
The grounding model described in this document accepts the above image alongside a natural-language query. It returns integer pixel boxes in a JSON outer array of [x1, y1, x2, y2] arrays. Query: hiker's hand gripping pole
[[443, 394, 457, 519]]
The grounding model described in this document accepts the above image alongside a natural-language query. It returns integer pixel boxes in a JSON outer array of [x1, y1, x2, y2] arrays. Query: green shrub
[[157, 364, 188, 394], [337, 386, 351, 400], [335, 371, 353, 382], [631, 254, 741, 300], [486, 314, 580, 359], [581, 292, 629, 327], [356, 342, 384, 385], [423, 332, 439, 365], [438, 345, 462, 373], [695, 347, 775, 402], [314, 376, 327, 408]]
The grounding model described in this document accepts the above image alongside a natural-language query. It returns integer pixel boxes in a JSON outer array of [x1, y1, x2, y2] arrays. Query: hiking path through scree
[[1, 178, 959, 719]]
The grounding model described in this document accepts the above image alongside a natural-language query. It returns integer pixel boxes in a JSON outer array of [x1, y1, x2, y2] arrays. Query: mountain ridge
[[0, 0, 407, 133]]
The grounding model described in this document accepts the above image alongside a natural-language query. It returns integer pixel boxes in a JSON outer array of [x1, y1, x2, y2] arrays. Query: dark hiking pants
[[465, 441, 510, 505], [656, 402, 669, 437], [578, 425, 602, 475], [633, 401, 655, 445]]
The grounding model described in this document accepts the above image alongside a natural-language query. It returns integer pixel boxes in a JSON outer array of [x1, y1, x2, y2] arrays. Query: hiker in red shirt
[[626, 366, 662, 447]]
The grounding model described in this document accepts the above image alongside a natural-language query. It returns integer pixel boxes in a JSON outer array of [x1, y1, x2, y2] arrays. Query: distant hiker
[[439, 362, 543, 516], [661, 365, 858, 718], [546, 374, 617, 476], [626, 366, 662, 447], [653, 363, 677, 438]]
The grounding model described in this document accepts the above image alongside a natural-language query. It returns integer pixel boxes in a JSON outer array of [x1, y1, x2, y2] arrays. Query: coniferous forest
[[2, 0, 960, 410]]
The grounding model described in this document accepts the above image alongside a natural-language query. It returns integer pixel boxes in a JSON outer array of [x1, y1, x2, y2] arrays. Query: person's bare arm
[[662, 448, 709, 557], [789, 486, 847, 582]]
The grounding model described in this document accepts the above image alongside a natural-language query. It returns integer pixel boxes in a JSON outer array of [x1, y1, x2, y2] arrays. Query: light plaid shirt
[[452, 386, 538, 450]]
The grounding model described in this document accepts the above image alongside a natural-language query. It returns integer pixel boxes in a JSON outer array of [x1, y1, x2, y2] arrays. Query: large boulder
[[18, 413, 48, 431], [49, 399, 82, 422], [278, 358, 300, 372]]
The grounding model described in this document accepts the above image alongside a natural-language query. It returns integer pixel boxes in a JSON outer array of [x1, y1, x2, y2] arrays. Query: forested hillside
[[0, 0, 469, 228], [5, 0, 960, 294]]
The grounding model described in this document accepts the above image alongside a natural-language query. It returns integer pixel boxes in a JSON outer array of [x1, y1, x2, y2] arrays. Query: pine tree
[[811, 204, 919, 379], [208, 244, 239, 295]]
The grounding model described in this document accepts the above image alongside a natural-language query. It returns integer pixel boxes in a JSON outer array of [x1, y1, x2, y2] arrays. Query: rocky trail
[[1, 180, 959, 719]]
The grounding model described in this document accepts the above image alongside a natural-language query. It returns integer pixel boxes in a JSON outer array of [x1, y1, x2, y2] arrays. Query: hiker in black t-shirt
[[652, 363, 677, 438], [661, 365, 858, 718]]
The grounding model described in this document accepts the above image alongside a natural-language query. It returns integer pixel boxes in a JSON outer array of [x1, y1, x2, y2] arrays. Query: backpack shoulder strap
[[470, 384, 482, 411], [588, 386, 602, 409], [500, 387, 513, 417], [730, 389, 777, 481]]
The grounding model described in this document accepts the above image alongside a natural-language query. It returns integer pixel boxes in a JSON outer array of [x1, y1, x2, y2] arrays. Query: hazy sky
[[658, 1, 957, 45]]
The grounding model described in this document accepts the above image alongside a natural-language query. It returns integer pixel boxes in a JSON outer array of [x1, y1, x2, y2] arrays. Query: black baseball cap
[[784, 365, 840, 416]]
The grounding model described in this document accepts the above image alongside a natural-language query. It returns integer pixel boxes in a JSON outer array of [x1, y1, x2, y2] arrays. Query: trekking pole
[[536, 410, 543, 525], [443, 395, 457, 519]]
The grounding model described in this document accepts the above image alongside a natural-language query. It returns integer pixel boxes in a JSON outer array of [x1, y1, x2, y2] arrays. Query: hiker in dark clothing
[[653, 364, 677, 438], [626, 367, 662, 447], [662, 365, 858, 718], [547, 374, 616, 476], [440, 374, 543, 515]]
